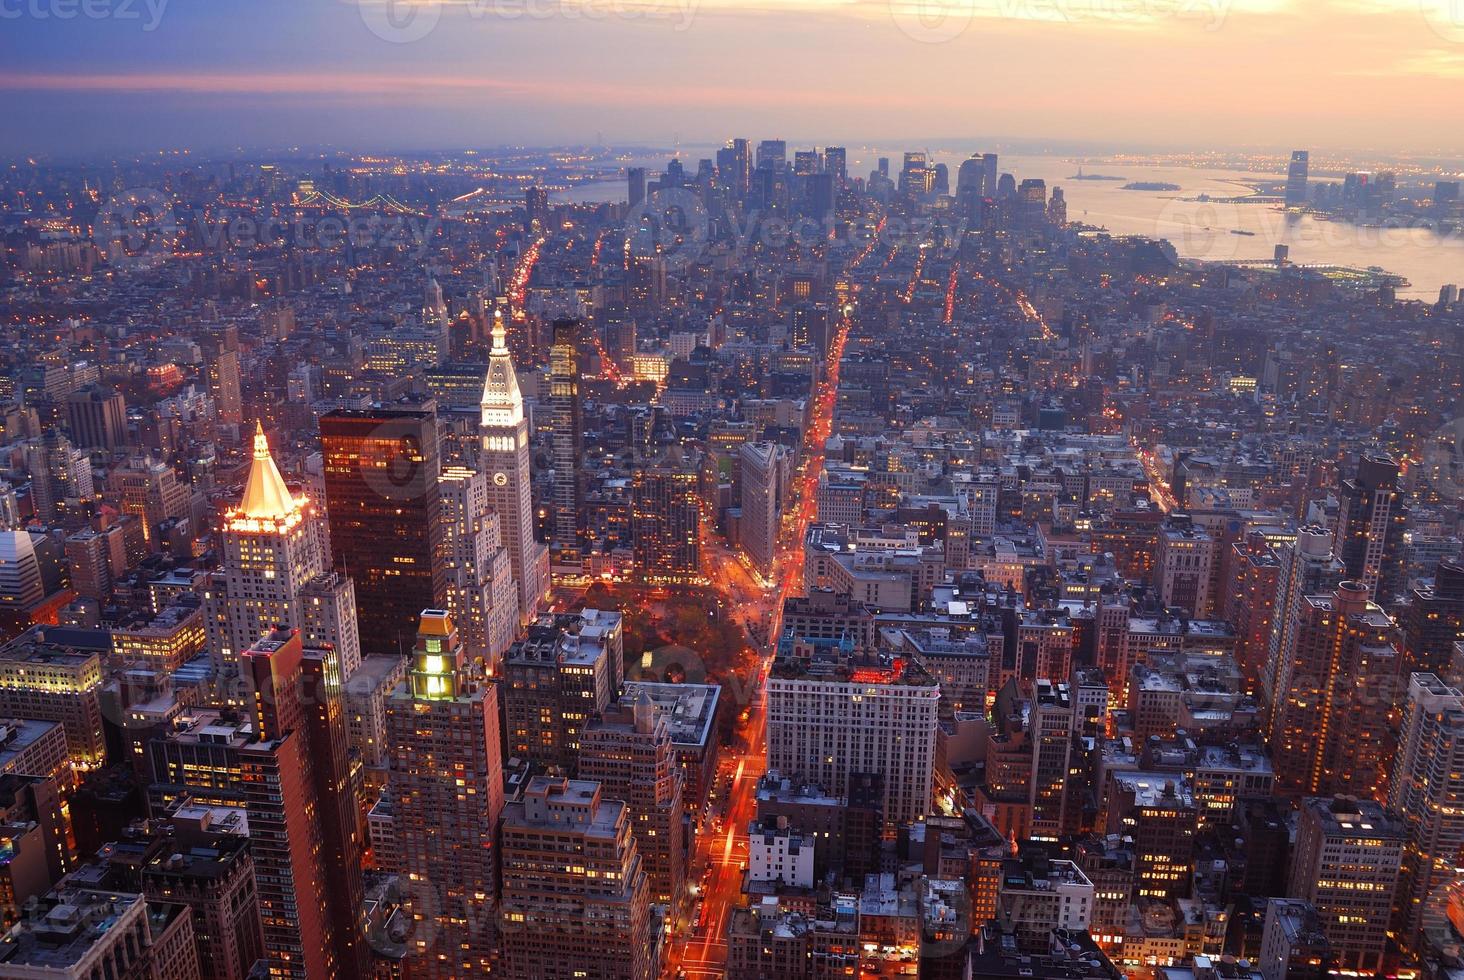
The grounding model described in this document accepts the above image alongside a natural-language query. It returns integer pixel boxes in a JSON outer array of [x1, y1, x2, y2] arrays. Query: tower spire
[[238, 420, 298, 520]]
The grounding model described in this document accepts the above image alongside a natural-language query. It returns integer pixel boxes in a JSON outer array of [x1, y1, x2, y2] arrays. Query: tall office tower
[[202, 330, 244, 425], [982, 153, 999, 197], [631, 451, 702, 585], [0, 529, 44, 611], [1288, 796, 1404, 974], [1267, 580, 1400, 799], [738, 441, 783, 578], [1285, 150, 1310, 206], [219, 423, 327, 667], [299, 569, 362, 681], [601, 305, 637, 371], [1154, 520, 1217, 616], [498, 776, 655, 980], [1389, 673, 1464, 950], [439, 466, 518, 669], [1333, 454, 1406, 603], [24, 429, 93, 520], [385, 611, 505, 977], [824, 146, 847, 184], [1226, 532, 1283, 697], [1263, 526, 1344, 729], [956, 155, 984, 198], [64, 384, 127, 449], [756, 139, 787, 172], [716, 138, 752, 197], [480, 311, 548, 625], [766, 642, 941, 826], [524, 184, 549, 233], [627, 166, 647, 208], [1402, 561, 1464, 677], [580, 692, 686, 908], [149, 632, 366, 979], [297, 638, 372, 977], [1027, 680, 1075, 839], [899, 152, 931, 197], [502, 611, 618, 773], [547, 317, 585, 570], [320, 407, 447, 656]]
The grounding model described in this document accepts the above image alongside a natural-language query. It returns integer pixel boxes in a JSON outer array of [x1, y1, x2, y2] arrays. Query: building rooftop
[[619, 681, 720, 749]]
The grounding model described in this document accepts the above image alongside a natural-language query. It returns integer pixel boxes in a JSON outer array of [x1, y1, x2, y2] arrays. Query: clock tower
[[481, 309, 549, 626]]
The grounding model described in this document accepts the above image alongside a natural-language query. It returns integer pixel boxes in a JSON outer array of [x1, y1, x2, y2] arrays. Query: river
[[554, 146, 1463, 299]]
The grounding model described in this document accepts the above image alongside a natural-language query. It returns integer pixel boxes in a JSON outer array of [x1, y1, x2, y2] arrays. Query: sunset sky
[[3, 0, 1462, 156]]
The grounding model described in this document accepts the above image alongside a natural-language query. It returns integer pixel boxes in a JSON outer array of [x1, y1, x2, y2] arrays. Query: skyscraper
[[631, 450, 702, 585], [580, 691, 687, 908], [766, 641, 941, 826], [320, 407, 447, 655], [439, 465, 518, 669], [385, 611, 506, 977], [548, 317, 584, 571], [480, 310, 548, 625], [218, 423, 328, 667], [823, 146, 847, 184], [627, 166, 647, 208], [1333, 453, 1406, 603], [1390, 673, 1464, 951], [738, 441, 783, 578], [502, 611, 618, 773], [150, 628, 367, 979], [1285, 150, 1310, 206], [498, 776, 655, 980], [1267, 580, 1399, 799], [1288, 796, 1403, 974]]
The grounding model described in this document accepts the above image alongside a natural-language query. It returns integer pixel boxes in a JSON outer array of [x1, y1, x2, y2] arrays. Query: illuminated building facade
[[766, 644, 940, 826], [150, 627, 369, 980], [579, 692, 686, 908], [631, 453, 702, 585], [385, 611, 505, 977], [1389, 672, 1464, 951], [479, 310, 549, 626], [501, 611, 617, 775], [1267, 581, 1399, 799], [320, 408, 447, 656], [219, 423, 328, 667], [438, 465, 517, 669], [547, 317, 585, 571], [1287, 795, 1403, 974], [498, 776, 654, 980]]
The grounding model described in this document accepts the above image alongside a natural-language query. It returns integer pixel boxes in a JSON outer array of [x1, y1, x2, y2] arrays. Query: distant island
[[1070, 167, 1125, 181], [1122, 181, 1181, 191]]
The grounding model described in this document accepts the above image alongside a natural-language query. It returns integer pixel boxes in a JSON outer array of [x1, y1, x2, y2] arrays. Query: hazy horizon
[[3, 0, 1463, 160]]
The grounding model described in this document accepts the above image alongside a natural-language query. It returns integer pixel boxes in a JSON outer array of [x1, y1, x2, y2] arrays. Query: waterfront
[[557, 147, 1463, 299]]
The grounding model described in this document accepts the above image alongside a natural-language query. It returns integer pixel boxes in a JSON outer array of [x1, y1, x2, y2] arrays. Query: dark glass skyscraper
[[320, 408, 447, 655]]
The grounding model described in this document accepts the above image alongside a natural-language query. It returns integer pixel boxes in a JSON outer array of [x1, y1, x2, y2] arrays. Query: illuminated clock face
[[493, 472, 508, 486]]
